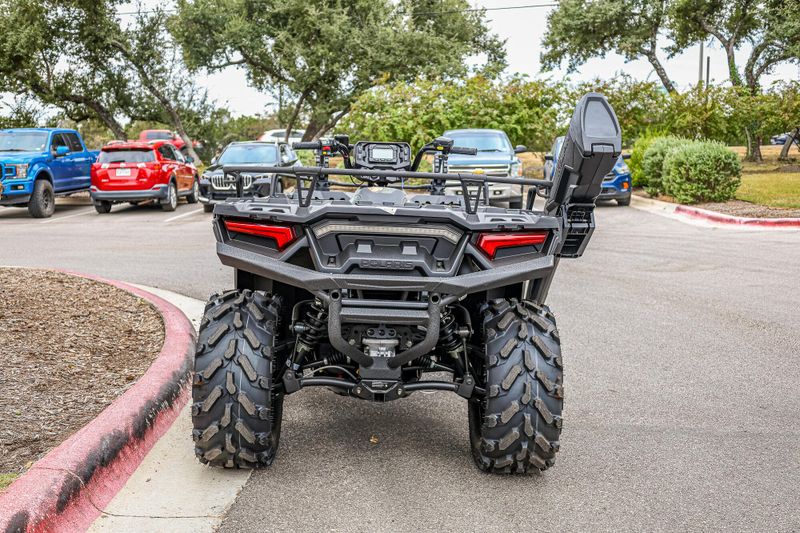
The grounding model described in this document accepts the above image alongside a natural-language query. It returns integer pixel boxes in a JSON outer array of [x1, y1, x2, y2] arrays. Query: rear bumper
[[217, 238, 555, 304], [90, 185, 168, 202]]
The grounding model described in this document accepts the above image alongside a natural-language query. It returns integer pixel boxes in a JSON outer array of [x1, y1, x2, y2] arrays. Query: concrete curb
[[0, 271, 196, 533], [673, 204, 800, 227], [630, 194, 800, 229]]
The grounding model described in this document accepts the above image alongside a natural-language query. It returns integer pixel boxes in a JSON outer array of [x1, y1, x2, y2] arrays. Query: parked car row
[[1, 125, 633, 219]]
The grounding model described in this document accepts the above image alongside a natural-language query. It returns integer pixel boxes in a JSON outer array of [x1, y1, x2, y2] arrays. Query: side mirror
[[54, 146, 69, 157], [514, 145, 527, 154], [546, 92, 621, 214], [544, 154, 554, 161], [621, 153, 631, 160]]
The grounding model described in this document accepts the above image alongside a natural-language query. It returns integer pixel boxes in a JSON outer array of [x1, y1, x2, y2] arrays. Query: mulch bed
[[0, 268, 164, 475], [692, 200, 800, 219]]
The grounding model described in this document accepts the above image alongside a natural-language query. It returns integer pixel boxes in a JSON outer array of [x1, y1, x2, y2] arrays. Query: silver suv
[[443, 129, 527, 208]]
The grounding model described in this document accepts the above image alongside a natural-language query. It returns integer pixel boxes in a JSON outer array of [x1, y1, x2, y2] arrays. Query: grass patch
[[736, 173, 800, 209], [0, 472, 18, 490]]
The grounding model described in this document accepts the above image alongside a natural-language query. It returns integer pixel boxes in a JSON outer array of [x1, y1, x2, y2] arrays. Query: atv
[[192, 93, 621, 474]]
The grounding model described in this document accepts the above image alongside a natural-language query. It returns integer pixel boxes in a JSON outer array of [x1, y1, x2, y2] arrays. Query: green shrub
[[662, 141, 741, 204], [642, 136, 689, 196], [629, 131, 665, 187]]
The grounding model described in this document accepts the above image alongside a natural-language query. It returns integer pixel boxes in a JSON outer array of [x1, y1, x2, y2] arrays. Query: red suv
[[90, 141, 199, 213]]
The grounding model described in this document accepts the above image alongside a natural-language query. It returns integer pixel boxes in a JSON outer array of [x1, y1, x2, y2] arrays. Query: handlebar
[[292, 141, 321, 150], [450, 146, 477, 156]]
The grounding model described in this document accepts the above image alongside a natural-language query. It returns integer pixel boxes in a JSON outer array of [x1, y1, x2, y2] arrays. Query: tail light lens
[[477, 231, 548, 259], [224, 219, 297, 250]]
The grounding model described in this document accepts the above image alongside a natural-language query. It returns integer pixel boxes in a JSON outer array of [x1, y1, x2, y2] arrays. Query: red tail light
[[224, 220, 297, 250], [477, 231, 548, 259]]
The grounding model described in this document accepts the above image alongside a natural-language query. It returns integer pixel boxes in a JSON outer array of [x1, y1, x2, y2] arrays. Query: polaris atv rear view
[[192, 93, 621, 474]]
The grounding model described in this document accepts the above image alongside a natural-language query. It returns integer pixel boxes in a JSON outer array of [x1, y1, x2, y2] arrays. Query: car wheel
[[187, 177, 200, 204], [94, 201, 112, 214], [161, 182, 178, 212], [28, 180, 55, 218]]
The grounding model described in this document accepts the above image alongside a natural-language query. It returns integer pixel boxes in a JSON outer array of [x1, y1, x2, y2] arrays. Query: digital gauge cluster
[[353, 142, 412, 171]]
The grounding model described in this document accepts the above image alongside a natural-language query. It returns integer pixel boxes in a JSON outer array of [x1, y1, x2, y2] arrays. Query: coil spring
[[439, 309, 462, 353], [298, 300, 327, 349]]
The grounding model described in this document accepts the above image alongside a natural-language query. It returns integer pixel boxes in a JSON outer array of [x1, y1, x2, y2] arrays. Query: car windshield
[[447, 132, 511, 153], [98, 149, 155, 164], [0, 131, 49, 152], [145, 131, 172, 140], [218, 144, 279, 164]]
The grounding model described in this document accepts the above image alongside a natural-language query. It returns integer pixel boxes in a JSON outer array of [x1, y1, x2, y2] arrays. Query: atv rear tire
[[192, 290, 284, 468], [469, 298, 563, 474]]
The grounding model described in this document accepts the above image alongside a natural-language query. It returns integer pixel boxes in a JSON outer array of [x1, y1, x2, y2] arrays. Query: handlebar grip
[[451, 146, 477, 155], [292, 141, 320, 150]]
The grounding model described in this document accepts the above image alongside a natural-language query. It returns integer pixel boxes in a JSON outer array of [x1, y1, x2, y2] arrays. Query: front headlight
[[618, 163, 630, 174], [510, 162, 522, 177], [10, 164, 28, 179]]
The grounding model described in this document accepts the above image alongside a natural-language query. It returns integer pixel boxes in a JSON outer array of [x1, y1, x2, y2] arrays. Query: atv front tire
[[469, 298, 563, 474], [192, 290, 284, 468]]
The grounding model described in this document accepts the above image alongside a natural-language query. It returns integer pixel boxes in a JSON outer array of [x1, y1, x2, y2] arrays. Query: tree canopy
[[541, 0, 677, 93], [169, 0, 505, 140]]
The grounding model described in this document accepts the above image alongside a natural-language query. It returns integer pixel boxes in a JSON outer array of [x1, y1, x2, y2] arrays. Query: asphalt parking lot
[[2, 195, 799, 531]]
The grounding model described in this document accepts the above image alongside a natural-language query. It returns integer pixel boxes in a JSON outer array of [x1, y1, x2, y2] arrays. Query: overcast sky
[[190, 1, 799, 117]]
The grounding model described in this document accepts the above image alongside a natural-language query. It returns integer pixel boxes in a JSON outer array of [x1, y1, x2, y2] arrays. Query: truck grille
[[211, 174, 255, 191], [447, 164, 510, 177]]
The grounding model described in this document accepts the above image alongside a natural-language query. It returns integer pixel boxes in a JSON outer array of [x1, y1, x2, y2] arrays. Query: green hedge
[[662, 141, 741, 204], [629, 131, 664, 187], [642, 136, 689, 196]]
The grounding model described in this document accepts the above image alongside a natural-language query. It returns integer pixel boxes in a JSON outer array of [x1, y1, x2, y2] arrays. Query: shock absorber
[[288, 301, 326, 367], [438, 309, 463, 354]]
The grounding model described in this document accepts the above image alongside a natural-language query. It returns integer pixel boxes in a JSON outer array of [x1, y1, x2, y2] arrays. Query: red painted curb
[[674, 205, 800, 227], [0, 271, 196, 533]]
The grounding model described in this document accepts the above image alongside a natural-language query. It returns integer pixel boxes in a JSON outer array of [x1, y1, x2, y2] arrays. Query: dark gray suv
[[198, 141, 298, 212]]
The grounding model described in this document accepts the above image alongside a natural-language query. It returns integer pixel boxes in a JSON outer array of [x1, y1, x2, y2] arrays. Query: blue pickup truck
[[0, 128, 99, 218]]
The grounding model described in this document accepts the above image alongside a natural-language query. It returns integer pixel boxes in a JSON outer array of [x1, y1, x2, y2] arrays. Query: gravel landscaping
[[0, 268, 164, 479]]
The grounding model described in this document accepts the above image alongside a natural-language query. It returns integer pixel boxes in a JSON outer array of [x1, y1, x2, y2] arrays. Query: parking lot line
[[164, 208, 205, 223], [40, 208, 96, 224]]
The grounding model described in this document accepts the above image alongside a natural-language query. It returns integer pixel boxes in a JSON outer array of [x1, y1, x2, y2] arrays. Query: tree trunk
[[752, 135, 763, 162], [779, 128, 799, 161], [74, 98, 127, 140], [645, 51, 677, 94], [302, 119, 327, 141], [744, 127, 763, 162], [724, 43, 743, 87], [284, 90, 308, 143]]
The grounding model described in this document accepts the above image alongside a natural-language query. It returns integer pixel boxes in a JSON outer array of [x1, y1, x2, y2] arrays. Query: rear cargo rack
[[222, 165, 553, 214]]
